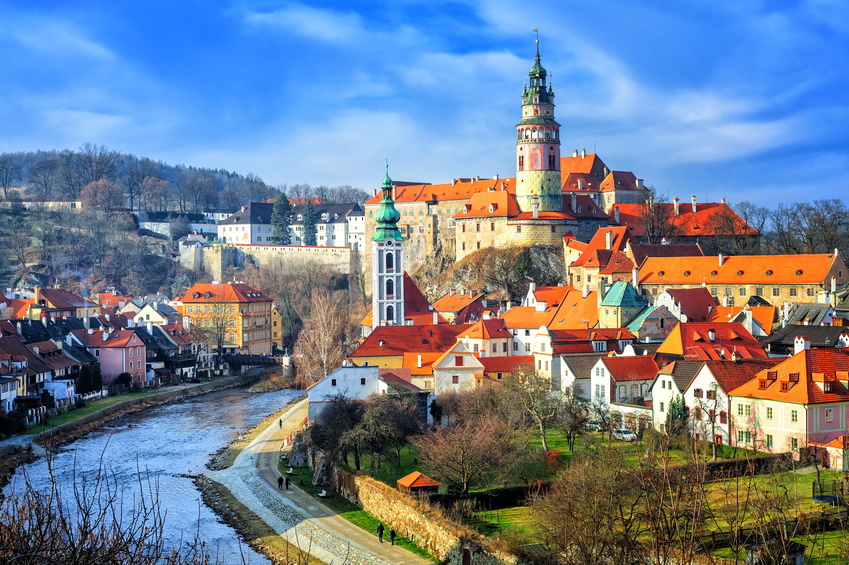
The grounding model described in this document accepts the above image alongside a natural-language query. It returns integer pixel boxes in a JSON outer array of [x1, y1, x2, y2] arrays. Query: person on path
[[285, 475, 290, 490], [376, 523, 384, 543], [279, 418, 282, 428], [278, 476, 284, 490], [389, 529, 396, 546]]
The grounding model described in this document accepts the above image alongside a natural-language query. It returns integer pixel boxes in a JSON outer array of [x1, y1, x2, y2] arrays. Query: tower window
[[518, 155, 524, 169], [386, 279, 394, 297], [386, 305, 394, 321], [385, 252, 394, 272]]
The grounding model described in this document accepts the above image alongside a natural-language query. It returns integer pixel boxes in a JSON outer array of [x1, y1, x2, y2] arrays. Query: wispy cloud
[[242, 4, 365, 43], [8, 17, 114, 60]]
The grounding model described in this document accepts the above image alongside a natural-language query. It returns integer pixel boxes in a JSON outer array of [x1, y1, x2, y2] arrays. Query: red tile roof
[[700, 359, 782, 395], [350, 324, 469, 358], [706, 306, 778, 336], [601, 356, 659, 382], [611, 202, 759, 238], [664, 288, 716, 323], [628, 243, 705, 268], [570, 227, 631, 268], [479, 355, 533, 373], [549, 328, 635, 355], [71, 328, 144, 348], [459, 318, 511, 340], [728, 349, 849, 404], [431, 292, 485, 314]]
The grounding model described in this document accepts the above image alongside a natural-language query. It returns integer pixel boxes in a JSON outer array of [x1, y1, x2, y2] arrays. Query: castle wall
[[182, 244, 352, 281]]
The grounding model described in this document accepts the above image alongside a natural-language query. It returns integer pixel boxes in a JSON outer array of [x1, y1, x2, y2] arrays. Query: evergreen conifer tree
[[270, 192, 292, 244], [90, 363, 103, 393], [302, 199, 317, 246], [665, 393, 689, 436], [77, 364, 91, 394]]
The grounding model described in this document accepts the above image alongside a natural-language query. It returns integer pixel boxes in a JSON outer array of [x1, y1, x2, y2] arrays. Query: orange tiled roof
[[431, 292, 484, 314], [611, 202, 759, 238], [8, 298, 33, 319], [706, 306, 778, 335], [365, 178, 516, 206], [728, 349, 849, 405], [639, 254, 840, 286], [560, 152, 608, 183], [502, 306, 557, 329], [532, 286, 572, 307], [397, 471, 441, 489], [700, 359, 782, 395], [547, 289, 600, 330], [657, 322, 767, 360], [401, 352, 443, 375], [181, 282, 271, 304], [453, 190, 519, 219], [459, 318, 511, 340], [599, 170, 639, 193], [570, 227, 631, 268]]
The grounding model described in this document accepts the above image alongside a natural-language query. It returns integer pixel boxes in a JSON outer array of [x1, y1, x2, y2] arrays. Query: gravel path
[[205, 398, 430, 565]]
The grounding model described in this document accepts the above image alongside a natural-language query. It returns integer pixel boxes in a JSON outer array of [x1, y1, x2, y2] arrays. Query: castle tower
[[516, 39, 562, 213], [372, 166, 405, 329]]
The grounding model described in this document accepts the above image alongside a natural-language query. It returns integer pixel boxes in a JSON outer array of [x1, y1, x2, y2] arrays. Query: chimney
[[632, 268, 639, 290], [719, 254, 725, 266], [128, 318, 135, 328], [452, 178, 457, 186], [571, 192, 577, 212], [483, 312, 491, 320], [147, 321, 153, 333], [573, 149, 578, 157], [373, 188, 377, 197], [102, 332, 108, 342], [391, 184, 397, 201], [721, 197, 726, 204], [88, 328, 94, 335], [708, 328, 716, 342], [449, 289, 454, 296], [794, 336, 811, 355], [603, 166, 609, 177], [535, 301, 548, 313], [433, 311, 438, 325], [183, 316, 191, 330], [109, 327, 114, 334], [673, 197, 680, 217], [691, 195, 697, 213], [605, 230, 613, 250], [493, 174, 499, 181], [417, 355, 422, 368], [583, 285, 590, 299], [636, 179, 644, 190], [581, 148, 586, 158], [614, 207, 620, 224], [532, 194, 539, 219]]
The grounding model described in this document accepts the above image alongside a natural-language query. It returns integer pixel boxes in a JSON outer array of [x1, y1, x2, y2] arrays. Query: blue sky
[[2, 1, 847, 206]]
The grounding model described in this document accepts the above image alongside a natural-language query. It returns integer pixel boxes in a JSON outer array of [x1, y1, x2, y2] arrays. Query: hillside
[[414, 244, 565, 303]]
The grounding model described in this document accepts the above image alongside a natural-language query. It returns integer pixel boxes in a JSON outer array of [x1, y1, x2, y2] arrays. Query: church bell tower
[[371, 166, 405, 329]]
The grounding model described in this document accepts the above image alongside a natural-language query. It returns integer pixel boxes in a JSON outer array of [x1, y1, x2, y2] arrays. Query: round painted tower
[[516, 40, 562, 213]]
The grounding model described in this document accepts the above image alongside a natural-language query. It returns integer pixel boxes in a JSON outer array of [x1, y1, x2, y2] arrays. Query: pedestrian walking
[[279, 418, 282, 428], [389, 529, 396, 545], [376, 523, 384, 543], [285, 475, 290, 490], [277, 476, 284, 490]]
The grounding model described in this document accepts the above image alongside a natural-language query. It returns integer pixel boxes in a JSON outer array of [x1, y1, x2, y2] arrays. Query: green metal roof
[[372, 165, 403, 242], [626, 306, 658, 332], [601, 281, 649, 307]]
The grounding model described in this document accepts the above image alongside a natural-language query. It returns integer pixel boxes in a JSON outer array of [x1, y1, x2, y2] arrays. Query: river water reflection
[[5, 387, 301, 564]]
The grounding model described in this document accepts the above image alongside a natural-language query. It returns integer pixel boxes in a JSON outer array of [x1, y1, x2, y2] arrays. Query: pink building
[[728, 343, 849, 456], [72, 328, 148, 386]]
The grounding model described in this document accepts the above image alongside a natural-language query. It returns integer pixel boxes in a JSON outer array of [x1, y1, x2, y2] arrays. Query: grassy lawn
[[711, 529, 849, 564], [281, 462, 438, 562], [26, 391, 161, 435], [339, 444, 422, 488]]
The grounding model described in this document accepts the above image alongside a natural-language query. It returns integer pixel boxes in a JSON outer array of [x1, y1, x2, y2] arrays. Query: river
[[4, 386, 302, 564]]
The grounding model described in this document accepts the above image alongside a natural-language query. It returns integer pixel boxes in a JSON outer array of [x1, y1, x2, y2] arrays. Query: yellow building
[[179, 282, 273, 355]]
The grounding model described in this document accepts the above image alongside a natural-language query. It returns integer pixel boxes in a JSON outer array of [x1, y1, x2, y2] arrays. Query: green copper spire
[[372, 164, 403, 242]]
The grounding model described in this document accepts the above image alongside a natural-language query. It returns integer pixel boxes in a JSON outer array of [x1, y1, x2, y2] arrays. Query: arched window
[[518, 155, 524, 169], [386, 252, 394, 271], [386, 279, 394, 297], [548, 154, 556, 170], [386, 305, 394, 321]]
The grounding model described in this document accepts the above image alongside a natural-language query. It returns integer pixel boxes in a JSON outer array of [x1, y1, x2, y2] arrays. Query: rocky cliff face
[[414, 244, 565, 303]]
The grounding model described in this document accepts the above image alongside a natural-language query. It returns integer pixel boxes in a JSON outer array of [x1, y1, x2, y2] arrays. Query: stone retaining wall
[[34, 374, 262, 447], [334, 467, 525, 565]]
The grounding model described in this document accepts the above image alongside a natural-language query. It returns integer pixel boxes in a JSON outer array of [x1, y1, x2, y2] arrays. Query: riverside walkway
[[205, 398, 432, 565]]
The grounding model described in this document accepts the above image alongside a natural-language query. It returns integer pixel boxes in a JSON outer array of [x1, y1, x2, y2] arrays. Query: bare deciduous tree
[[293, 290, 347, 388]]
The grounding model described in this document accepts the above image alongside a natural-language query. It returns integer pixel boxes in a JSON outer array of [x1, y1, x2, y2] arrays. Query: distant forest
[[0, 143, 371, 213]]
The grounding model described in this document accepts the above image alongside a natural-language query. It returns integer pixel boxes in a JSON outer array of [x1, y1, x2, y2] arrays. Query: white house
[[306, 364, 421, 422], [0, 375, 18, 413], [432, 342, 484, 396]]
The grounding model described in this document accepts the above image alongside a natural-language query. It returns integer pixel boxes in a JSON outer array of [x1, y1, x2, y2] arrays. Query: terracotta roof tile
[[640, 254, 840, 286]]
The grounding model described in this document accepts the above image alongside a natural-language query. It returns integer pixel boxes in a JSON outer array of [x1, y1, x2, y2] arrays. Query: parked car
[[585, 422, 603, 432], [613, 428, 636, 442]]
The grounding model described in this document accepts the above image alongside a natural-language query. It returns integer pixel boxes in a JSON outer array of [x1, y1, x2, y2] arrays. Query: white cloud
[[10, 19, 114, 60], [242, 4, 365, 43]]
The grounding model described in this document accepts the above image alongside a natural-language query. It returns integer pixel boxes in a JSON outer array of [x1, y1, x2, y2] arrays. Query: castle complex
[[362, 42, 631, 288]]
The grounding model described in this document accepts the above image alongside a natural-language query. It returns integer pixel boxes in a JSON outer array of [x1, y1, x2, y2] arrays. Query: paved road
[[205, 398, 431, 565]]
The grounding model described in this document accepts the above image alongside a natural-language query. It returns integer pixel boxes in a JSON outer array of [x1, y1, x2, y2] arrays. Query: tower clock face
[[386, 240, 394, 246]]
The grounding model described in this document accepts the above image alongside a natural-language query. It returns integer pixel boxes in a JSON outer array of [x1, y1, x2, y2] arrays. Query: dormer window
[[824, 382, 832, 392], [297, 214, 303, 221], [737, 270, 744, 276], [766, 270, 773, 276], [796, 270, 803, 276], [711, 271, 717, 277]]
